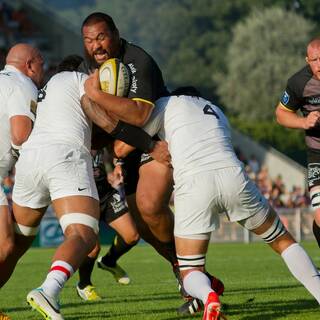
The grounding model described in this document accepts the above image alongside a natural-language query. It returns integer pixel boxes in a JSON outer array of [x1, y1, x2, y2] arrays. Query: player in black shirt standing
[[78, 12, 213, 314], [276, 38, 320, 249]]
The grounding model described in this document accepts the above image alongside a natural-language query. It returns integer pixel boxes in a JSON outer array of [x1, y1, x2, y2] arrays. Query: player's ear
[[306, 56, 309, 64]]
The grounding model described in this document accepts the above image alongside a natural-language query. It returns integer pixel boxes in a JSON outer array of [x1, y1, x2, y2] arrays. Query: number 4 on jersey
[[203, 104, 219, 119]]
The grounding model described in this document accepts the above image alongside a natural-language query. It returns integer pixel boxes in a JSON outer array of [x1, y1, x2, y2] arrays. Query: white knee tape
[[259, 215, 286, 243], [14, 223, 39, 236], [310, 189, 320, 209], [59, 213, 99, 234], [177, 254, 206, 271]]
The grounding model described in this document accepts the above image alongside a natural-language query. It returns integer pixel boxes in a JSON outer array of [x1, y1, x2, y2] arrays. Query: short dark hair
[[171, 86, 202, 97], [56, 54, 83, 73], [82, 12, 117, 32]]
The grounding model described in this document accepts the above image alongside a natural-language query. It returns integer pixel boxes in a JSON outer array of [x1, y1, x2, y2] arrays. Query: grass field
[[1, 241, 319, 319]]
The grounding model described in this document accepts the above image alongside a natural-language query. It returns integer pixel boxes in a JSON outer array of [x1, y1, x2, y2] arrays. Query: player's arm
[[10, 115, 32, 146], [81, 94, 156, 153], [81, 94, 118, 133], [84, 70, 153, 127], [114, 140, 171, 167], [275, 103, 320, 130], [9, 85, 35, 157]]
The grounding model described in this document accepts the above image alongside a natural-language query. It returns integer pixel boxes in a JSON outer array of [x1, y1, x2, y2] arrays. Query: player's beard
[[83, 47, 100, 70]]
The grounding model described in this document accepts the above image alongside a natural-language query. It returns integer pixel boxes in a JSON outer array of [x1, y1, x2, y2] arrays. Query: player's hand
[[107, 164, 124, 187], [303, 111, 320, 129], [84, 69, 100, 101], [150, 141, 172, 167]]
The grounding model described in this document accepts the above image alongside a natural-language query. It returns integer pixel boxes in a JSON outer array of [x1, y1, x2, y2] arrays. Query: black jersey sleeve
[[280, 65, 311, 111], [122, 40, 169, 103], [126, 56, 157, 104]]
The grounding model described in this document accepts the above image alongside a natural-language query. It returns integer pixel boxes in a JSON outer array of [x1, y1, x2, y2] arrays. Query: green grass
[[1, 242, 319, 319]]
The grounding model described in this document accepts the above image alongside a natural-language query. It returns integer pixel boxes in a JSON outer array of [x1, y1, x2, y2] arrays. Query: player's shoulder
[[287, 65, 312, 90], [50, 71, 87, 84], [121, 38, 156, 66]]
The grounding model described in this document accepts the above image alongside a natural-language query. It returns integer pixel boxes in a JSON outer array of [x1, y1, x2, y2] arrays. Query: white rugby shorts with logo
[[13, 145, 99, 208], [173, 165, 269, 238]]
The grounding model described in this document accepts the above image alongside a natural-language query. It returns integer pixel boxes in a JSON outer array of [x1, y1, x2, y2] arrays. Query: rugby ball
[[99, 58, 130, 97]]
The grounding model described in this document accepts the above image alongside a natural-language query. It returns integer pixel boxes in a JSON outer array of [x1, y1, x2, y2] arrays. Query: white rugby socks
[[183, 270, 214, 304], [40, 260, 74, 299], [281, 243, 320, 304]]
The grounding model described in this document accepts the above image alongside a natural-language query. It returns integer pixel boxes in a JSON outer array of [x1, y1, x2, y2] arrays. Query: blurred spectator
[[248, 154, 260, 175]]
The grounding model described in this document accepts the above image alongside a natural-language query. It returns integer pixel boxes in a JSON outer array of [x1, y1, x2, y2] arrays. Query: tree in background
[[214, 6, 314, 120]]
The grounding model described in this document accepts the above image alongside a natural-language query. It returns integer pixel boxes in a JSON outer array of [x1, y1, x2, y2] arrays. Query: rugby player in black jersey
[[76, 149, 140, 300], [79, 12, 223, 314], [276, 38, 320, 250]]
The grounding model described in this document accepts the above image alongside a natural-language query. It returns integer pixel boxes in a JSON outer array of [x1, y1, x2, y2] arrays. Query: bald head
[[6, 43, 43, 68], [306, 39, 320, 80], [6, 43, 44, 87], [307, 39, 320, 57]]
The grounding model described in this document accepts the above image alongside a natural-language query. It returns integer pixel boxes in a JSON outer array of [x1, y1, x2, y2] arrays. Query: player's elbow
[[11, 130, 30, 146], [275, 105, 285, 126], [131, 101, 153, 127]]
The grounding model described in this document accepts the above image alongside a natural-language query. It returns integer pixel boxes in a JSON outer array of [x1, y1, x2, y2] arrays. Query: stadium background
[[1, 0, 318, 246]]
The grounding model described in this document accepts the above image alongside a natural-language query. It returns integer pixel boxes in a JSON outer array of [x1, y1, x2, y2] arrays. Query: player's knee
[[254, 215, 287, 244], [60, 213, 99, 250]]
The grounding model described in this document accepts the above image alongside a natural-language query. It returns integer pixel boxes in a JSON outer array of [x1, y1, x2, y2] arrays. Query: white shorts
[[13, 145, 99, 208], [173, 166, 269, 238]]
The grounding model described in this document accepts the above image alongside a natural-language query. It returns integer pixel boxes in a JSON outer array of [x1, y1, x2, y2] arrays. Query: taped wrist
[[110, 120, 155, 153], [11, 143, 21, 160]]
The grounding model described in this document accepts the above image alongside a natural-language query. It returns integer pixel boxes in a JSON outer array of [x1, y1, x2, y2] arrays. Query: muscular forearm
[[114, 140, 135, 158], [81, 94, 118, 133], [88, 90, 153, 126], [275, 104, 306, 129]]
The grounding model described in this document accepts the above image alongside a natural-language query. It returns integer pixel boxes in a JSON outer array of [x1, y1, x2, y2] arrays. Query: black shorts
[[97, 179, 128, 224], [122, 150, 155, 196], [307, 148, 320, 189]]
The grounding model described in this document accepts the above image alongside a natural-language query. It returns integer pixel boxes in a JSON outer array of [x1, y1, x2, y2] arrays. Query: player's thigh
[[219, 166, 269, 222], [137, 160, 173, 210], [53, 196, 99, 219], [11, 203, 47, 253], [12, 202, 45, 227], [174, 172, 220, 238]]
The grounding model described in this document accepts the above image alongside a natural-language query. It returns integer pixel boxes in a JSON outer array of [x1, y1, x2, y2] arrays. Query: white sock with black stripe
[[281, 243, 320, 304], [183, 270, 213, 304]]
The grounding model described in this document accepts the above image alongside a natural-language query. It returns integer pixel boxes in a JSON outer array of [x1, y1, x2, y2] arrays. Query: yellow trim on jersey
[[279, 102, 296, 112], [132, 97, 154, 106]]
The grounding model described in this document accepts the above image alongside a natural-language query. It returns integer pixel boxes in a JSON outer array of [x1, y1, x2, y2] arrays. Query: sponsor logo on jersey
[[307, 96, 320, 105], [281, 91, 290, 105], [128, 63, 138, 93], [110, 193, 126, 213], [127, 63, 137, 74], [308, 163, 320, 187], [130, 75, 138, 93]]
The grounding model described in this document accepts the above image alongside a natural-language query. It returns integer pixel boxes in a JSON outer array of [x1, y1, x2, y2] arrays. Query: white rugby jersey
[[0, 65, 37, 178], [23, 71, 91, 151], [143, 95, 241, 180]]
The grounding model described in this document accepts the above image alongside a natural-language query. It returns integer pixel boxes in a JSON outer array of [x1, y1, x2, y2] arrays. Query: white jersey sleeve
[[143, 102, 165, 138], [8, 83, 36, 121], [77, 72, 88, 98]]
